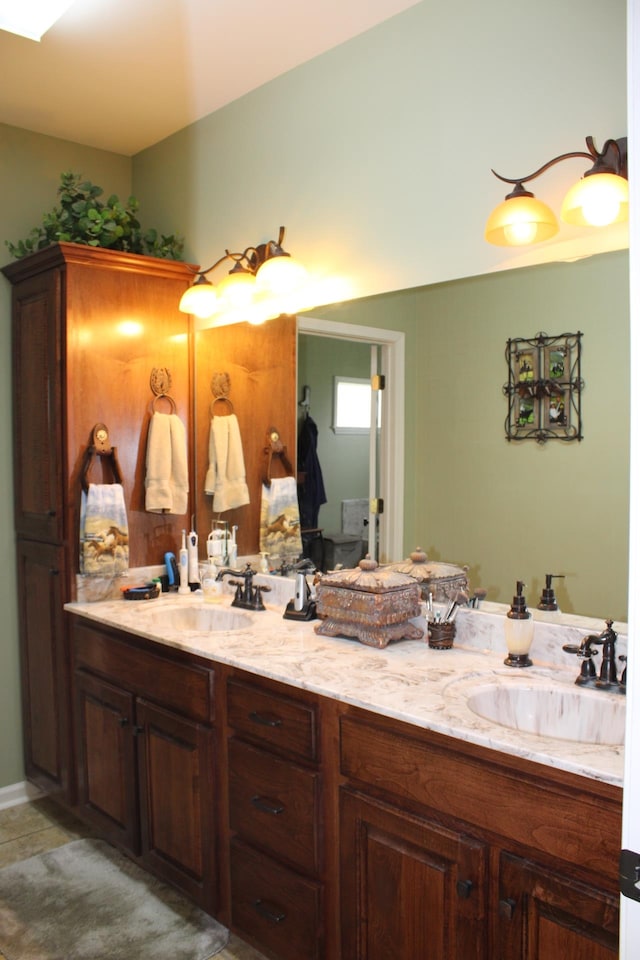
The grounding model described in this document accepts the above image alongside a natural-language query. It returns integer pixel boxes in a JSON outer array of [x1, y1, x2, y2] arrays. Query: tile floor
[[0, 796, 267, 960]]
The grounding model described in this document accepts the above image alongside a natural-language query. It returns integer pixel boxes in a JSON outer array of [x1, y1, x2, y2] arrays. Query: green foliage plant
[[6, 171, 184, 261]]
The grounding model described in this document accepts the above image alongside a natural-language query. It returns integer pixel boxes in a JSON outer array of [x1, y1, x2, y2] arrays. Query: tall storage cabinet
[[3, 242, 194, 801]]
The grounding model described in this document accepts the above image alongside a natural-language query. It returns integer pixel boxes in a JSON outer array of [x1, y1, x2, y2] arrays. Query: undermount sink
[[466, 683, 625, 746], [141, 604, 253, 633]]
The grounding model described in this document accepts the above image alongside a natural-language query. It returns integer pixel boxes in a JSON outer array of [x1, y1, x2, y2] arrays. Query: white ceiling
[[0, 0, 419, 156]]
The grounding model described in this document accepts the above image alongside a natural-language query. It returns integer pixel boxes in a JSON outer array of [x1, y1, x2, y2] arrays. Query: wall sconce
[[179, 226, 311, 325], [485, 136, 628, 246]]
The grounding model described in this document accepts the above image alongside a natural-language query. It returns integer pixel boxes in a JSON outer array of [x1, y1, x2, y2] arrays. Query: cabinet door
[[75, 670, 139, 852], [17, 539, 71, 799], [498, 852, 619, 959], [12, 270, 64, 542], [340, 789, 487, 960], [136, 698, 216, 912]]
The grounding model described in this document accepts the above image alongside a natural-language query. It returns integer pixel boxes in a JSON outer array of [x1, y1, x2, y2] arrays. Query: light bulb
[[561, 173, 629, 227], [503, 220, 538, 246], [179, 282, 218, 319], [256, 255, 307, 295]]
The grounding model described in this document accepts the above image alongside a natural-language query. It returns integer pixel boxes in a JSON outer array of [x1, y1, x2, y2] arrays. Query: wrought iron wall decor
[[504, 331, 583, 443]]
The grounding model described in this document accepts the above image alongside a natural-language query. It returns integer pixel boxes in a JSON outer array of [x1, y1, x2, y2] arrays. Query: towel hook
[[210, 370, 234, 415], [150, 367, 177, 413], [81, 423, 123, 492]]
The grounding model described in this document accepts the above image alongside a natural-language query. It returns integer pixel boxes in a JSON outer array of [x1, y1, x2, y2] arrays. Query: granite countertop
[[65, 587, 625, 788]]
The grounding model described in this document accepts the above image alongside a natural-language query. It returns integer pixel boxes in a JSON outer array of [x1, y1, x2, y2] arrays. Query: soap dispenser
[[537, 573, 564, 613], [504, 580, 534, 667]]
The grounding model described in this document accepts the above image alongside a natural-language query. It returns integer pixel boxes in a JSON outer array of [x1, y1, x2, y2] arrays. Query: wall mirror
[[192, 248, 629, 622]]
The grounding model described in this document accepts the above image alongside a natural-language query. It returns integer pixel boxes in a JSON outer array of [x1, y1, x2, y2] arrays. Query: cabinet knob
[[118, 717, 130, 727], [456, 879, 473, 899], [132, 725, 145, 736], [248, 710, 283, 728], [499, 897, 517, 920], [47, 509, 57, 517], [49, 568, 60, 576], [251, 795, 285, 816], [253, 899, 286, 924]]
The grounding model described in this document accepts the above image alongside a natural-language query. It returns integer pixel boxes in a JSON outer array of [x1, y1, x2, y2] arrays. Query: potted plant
[[6, 171, 184, 261]]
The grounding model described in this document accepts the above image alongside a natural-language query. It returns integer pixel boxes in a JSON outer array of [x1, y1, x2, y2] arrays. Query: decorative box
[[386, 547, 469, 604], [314, 557, 423, 648]]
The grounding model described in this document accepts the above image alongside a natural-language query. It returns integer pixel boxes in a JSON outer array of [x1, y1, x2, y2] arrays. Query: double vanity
[[66, 580, 624, 960]]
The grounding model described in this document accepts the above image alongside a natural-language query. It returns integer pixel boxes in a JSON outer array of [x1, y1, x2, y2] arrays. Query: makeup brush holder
[[428, 620, 456, 650]]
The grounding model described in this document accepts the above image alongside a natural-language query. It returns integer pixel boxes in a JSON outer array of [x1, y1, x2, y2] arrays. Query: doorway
[[296, 316, 405, 565]]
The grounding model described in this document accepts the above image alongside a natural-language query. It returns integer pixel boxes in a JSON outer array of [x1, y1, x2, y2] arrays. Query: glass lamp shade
[[217, 269, 256, 308], [560, 172, 629, 227], [485, 195, 558, 246], [179, 280, 219, 319], [256, 253, 308, 295]]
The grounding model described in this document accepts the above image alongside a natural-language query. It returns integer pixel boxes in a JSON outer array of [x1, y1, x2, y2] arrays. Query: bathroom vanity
[[65, 593, 624, 960]]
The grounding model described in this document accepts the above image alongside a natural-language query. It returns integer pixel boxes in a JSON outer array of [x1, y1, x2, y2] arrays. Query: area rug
[[0, 838, 229, 960]]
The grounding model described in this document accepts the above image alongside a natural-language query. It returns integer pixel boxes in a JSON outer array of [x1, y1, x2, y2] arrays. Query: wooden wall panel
[[194, 315, 297, 558], [64, 253, 194, 571]]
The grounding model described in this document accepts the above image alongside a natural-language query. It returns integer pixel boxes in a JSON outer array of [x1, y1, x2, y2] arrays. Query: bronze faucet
[[562, 619, 626, 693], [216, 564, 270, 611]]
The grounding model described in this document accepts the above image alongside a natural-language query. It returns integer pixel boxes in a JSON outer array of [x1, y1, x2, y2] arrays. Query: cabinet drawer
[[74, 621, 213, 722], [227, 677, 317, 762], [230, 839, 322, 960], [228, 738, 320, 875]]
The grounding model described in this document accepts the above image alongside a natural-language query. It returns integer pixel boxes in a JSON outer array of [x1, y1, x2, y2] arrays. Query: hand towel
[[80, 483, 129, 577], [204, 414, 250, 513], [260, 476, 302, 562], [145, 412, 189, 514]]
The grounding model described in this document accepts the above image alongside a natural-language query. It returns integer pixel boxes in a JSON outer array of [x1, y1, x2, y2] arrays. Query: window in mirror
[[332, 376, 381, 434], [504, 331, 583, 443]]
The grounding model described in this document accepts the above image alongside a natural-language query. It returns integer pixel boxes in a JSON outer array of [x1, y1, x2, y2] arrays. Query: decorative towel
[[80, 483, 129, 577], [204, 414, 250, 513], [145, 412, 189, 514], [260, 477, 303, 562]]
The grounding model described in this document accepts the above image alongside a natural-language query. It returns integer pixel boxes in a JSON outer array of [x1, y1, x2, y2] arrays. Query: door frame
[[297, 316, 405, 563]]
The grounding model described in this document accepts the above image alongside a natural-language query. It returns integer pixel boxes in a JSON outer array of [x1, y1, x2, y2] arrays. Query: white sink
[[466, 683, 625, 745], [141, 604, 253, 633]]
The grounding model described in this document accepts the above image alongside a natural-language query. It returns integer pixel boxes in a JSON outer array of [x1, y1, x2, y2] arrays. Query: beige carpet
[[0, 838, 229, 960]]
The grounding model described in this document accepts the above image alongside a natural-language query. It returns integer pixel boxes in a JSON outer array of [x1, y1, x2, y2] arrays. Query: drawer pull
[[499, 897, 517, 920], [132, 724, 145, 736], [248, 710, 283, 728], [251, 794, 285, 816], [118, 717, 130, 727], [253, 898, 286, 924]]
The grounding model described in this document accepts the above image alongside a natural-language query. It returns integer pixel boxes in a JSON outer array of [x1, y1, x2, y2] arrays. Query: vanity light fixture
[[485, 136, 628, 246], [179, 226, 310, 325]]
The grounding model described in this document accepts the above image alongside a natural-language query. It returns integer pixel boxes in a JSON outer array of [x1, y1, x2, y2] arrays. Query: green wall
[[0, 124, 131, 789]]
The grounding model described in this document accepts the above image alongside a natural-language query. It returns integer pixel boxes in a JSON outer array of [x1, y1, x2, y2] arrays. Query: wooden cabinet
[[497, 852, 619, 960], [16, 540, 70, 798], [338, 706, 621, 960], [72, 618, 217, 912], [225, 675, 324, 960], [3, 243, 194, 803], [340, 789, 487, 960]]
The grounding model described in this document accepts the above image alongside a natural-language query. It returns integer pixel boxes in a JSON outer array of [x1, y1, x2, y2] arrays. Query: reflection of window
[[332, 376, 380, 434]]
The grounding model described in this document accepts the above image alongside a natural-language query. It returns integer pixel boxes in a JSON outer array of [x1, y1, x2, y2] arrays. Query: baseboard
[[0, 780, 44, 811]]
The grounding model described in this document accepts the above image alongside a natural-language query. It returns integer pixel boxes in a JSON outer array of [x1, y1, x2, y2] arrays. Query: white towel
[[80, 483, 129, 577], [204, 414, 250, 513], [259, 477, 302, 561], [145, 412, 189, 514]]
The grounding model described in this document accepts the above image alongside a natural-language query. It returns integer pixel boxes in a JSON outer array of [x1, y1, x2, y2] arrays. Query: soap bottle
[[504, 580, 533, 667], [537, 573, 564, 619], [178, 530, 190, 595]]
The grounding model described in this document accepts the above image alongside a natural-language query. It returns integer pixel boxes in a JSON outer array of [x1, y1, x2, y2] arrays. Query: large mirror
[[194, 248, 629, 622]]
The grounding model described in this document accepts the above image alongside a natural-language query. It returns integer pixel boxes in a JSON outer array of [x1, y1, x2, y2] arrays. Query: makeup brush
[[443, 590, 469, 622]]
